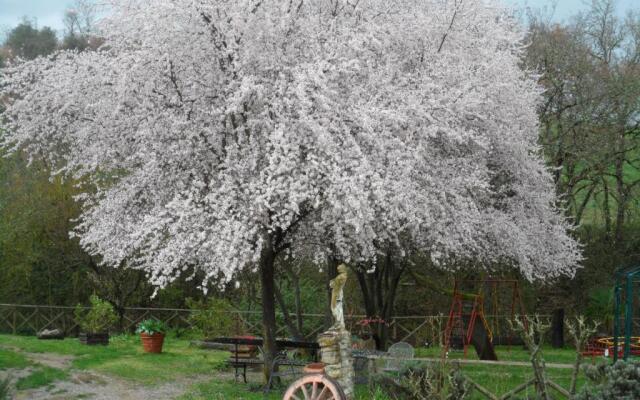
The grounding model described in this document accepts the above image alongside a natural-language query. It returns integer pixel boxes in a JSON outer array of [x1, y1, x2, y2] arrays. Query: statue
[[318, 263, 354, 398], [329, 263, 348, 330]]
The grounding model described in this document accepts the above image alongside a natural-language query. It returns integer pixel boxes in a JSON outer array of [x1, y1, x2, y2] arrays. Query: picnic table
[[210, 336, 320, 383]]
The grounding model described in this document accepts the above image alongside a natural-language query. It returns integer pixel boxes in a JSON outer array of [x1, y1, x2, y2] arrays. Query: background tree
[[0, 153, 90, 305], [3, 20, 58, 60], [86, 258, 152, 330], [62, 0, 97, 51], [1, 0, 582, 374], [526, 0, 640, 241], [2, 0, 639, 364], [524, 0, 640, 315]]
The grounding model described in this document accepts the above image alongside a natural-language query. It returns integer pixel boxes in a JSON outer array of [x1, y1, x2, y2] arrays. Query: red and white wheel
[[283, 374, 346, 400]]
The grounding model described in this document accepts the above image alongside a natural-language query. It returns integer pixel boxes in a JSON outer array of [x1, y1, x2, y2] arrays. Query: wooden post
[[465, 377, 500, 400], [498, 378, 536, 400], [547, 380, 571, 398]]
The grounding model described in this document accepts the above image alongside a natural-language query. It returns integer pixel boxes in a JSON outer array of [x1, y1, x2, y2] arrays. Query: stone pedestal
[[318, 328, 354, 399]]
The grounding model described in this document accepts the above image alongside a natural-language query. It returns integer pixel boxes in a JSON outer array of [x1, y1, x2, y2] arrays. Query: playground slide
[[463, 315, 498, 361]]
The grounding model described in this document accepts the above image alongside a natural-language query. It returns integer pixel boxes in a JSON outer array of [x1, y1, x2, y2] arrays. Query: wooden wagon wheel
[[283, 374, 346, 400]]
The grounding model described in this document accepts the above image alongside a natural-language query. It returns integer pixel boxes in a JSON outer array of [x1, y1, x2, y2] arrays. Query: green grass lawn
[[463, 364, 577, 399], [416, 344, 580, 364], [0, 334, 596, 399], [0, 348, 31, 369], [0, 333, 226, 384], [14, 366, 69, 390]]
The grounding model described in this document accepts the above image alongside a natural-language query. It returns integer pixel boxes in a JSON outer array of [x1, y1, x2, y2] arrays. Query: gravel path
[[13, 370, 203, 400]]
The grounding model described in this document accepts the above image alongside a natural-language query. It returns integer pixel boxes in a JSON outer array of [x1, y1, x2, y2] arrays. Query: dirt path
[[13, 370, 206, 400], [24, 352, 74, 369]]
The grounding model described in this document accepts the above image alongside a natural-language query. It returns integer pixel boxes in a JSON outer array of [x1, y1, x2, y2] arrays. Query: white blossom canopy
[[1, 0, 581, 288]]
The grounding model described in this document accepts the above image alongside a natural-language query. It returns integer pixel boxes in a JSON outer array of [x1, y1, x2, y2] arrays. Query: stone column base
[[318, 328, 354, 399]]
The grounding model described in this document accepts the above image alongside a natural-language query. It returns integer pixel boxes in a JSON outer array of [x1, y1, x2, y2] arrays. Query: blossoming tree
[[1, 0, 581, 380]]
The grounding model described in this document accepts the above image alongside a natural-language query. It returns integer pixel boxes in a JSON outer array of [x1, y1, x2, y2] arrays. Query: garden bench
[[227, 357, 264, 383], [210, 336, 320, 383]]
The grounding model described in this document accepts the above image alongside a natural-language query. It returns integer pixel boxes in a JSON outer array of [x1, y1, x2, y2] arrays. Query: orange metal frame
[[442, 279, 527, 360]]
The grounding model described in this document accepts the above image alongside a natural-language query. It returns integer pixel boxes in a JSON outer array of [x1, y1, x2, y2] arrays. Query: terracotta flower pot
[[303, 362, 326, 374], [140, 332, 165, 353]]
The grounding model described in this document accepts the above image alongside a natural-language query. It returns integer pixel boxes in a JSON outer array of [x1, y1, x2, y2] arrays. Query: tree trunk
[[551, 309, 564, 348], [614, 151, 626, 245], [378, 256, 404, 349], [292, 272, 304, 335], [260, 237, 277, 385], [575, 184, 595, 226], [114, 304, 126, 333], [353, 253, 406, 350], [602, 178, 612, 239], [274, 281, 303, 341]]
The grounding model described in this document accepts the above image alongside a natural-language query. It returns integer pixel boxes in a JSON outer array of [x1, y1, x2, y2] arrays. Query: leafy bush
[[136, 319, 166, 335], [576, 360, 640, 400], [371, 362, 472, 400], [0, 375, 11, 400], [584, 288, 614, 331], [74, 295, 118, 333], [187, 297, 235, 339]]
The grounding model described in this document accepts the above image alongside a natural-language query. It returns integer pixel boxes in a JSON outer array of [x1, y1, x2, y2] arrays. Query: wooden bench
[[264, 350, 309, 394]]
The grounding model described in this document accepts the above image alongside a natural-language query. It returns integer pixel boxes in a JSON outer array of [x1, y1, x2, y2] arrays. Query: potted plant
[[75, 295, 117, 345], [136, 319, 166, 353]]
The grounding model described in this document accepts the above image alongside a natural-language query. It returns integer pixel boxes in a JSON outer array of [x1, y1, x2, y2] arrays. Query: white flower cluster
[[0, 0, 581, 288]]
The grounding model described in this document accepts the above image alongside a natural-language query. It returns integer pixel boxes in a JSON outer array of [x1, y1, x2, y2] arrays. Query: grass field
[[0, 333, 598, 399]]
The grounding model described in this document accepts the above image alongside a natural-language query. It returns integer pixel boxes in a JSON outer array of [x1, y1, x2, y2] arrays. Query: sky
[[0, 0, 72, 35], [0, 0, 638, 39]]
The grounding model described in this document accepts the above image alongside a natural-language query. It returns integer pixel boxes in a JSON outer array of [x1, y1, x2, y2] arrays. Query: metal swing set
[[443, 279, 527, 361]]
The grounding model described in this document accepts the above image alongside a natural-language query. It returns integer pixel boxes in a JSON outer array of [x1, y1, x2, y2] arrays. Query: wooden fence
[[0, 303, 203, 337], [0, 303, 533, 346]]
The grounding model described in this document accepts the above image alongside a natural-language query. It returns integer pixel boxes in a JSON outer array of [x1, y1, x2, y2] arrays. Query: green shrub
[[74, 295, 118, 333], [136, 319, 166, 335], [186, 297, 235, 339], [370, 362, 472, 400], [576, 360, 640, 400], [0, 376, 11, 400], [584, 288, 614, 331]]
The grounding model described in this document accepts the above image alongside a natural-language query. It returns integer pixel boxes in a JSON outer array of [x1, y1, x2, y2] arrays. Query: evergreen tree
[[4, 20, 58, 60]]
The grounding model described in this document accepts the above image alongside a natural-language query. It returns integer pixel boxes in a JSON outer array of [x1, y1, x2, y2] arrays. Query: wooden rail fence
[[468, 376, 572, 400], [0, 303, 541, 346]]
